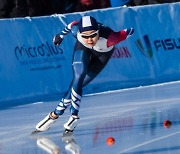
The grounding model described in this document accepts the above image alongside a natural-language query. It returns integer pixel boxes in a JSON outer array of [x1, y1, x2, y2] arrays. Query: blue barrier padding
[[0, 2, 180, 108]]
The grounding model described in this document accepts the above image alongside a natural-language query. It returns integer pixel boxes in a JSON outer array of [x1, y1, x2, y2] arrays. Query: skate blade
[[31, 130, 42, 135]]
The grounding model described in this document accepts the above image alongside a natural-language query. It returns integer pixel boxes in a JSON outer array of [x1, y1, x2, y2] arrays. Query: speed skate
[[31, 114, 79, 135], [31, 112, 58, 135]]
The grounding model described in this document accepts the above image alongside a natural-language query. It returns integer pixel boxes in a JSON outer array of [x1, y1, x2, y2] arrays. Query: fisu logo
[[136, 35, 153, 58]]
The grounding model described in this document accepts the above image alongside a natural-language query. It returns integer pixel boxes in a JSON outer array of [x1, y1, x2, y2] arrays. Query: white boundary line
[[84, 80, 180, 97]]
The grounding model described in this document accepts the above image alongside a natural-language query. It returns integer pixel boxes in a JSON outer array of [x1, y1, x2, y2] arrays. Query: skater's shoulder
[[98, 24, 113, 38]]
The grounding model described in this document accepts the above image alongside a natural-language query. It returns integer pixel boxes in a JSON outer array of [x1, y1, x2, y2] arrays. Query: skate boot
[[64, 115, 79, 133], [35, 112, 58, 132]]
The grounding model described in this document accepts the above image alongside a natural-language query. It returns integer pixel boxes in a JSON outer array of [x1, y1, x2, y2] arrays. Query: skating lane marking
[[84, 80, 180, 96], [32, 102, 44, 105], [119, 130, 180, 153]]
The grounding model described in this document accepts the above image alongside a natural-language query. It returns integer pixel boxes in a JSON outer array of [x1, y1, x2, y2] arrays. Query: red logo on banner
[[111, 46, 131, 58]]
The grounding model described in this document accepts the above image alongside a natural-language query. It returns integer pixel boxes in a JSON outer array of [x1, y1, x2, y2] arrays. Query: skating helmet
[[78, 16, 99, 33]]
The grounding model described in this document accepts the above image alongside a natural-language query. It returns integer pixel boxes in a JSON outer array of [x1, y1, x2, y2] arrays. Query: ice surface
[[0, 81, 180, 154]]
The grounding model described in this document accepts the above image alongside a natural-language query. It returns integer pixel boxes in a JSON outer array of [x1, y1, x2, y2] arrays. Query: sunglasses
[[81, 30, 99, 39]]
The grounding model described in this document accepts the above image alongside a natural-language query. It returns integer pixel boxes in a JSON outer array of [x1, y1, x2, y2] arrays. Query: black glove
[[53, 34, 63, 46]]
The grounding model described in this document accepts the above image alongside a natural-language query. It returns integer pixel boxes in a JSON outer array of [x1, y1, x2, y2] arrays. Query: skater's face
[[80, 30, 99, 47]]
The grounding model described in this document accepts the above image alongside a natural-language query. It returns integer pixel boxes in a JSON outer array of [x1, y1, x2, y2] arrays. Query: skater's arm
[[107, 28, 134, 47], [53, 21, 78, 45]]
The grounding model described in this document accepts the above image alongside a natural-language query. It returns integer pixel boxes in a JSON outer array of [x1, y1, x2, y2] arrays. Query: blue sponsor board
[[0, 2, 180, 107]]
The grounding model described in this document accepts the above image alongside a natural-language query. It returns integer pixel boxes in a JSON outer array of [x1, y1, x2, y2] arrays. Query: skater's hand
[[53, 34, 63, 46]]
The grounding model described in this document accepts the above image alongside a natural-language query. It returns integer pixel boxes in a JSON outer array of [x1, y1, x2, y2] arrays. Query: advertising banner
[[0, 2, 179, 106]]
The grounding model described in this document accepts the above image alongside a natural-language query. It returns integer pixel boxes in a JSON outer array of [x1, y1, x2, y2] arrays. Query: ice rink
[[0, 81, 180, 154]]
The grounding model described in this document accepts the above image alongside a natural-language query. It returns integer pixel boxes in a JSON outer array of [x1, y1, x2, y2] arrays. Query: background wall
[[0, 2, 179, 107]]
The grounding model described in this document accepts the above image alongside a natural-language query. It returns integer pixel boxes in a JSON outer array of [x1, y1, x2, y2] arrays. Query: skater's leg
[[55, 49, 91, 116], [53, 82, 73, 116], [53, 98, 71, 116], [35, 50, 90, 132], [64, 50, 91, 131], [35, 83, 72, 132], [34, 51, 112, 132], [69, 49, 90, 116], [83, 50, 113, 86], [55, 50, 112, 116], [64, 51, 113, 132]]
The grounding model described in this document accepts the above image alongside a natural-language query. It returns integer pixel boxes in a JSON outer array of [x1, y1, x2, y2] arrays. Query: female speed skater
[[34, 15, 134, 134]]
